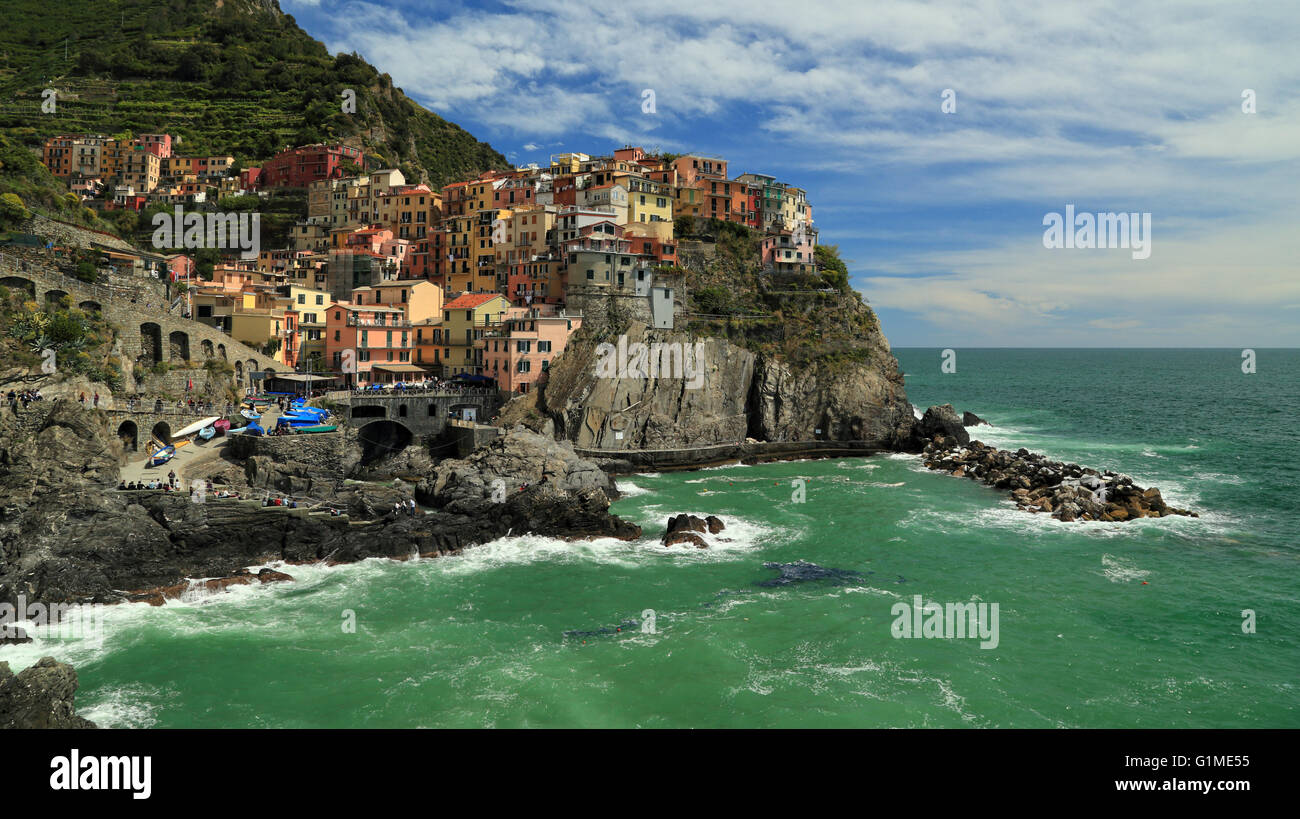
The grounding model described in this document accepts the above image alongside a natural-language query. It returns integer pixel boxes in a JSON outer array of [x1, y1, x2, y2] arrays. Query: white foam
[[79, 684, 163, 729], [1100, 553, 1151, 583], [614, 480, 652, 497]]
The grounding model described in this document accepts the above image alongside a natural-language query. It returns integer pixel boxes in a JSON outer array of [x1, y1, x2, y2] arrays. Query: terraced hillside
[[0, 0, 509, 187]]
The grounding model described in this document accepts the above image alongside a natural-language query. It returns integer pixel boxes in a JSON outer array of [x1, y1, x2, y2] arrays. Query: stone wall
[[20, 214, 134, 252], [0, 251, 280, 392]]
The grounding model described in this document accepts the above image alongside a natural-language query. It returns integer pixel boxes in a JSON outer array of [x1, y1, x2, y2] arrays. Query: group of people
[[347, 379, 493, 396], [5, 389, 43, 412], [116, 397, 231, 416], [261, 495, 301, 509], [392, 498, 420, 517], [119, 479, 176, 491]]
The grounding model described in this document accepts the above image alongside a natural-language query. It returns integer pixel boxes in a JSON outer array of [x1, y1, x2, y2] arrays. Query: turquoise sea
[[3, 349, 1297, 727]]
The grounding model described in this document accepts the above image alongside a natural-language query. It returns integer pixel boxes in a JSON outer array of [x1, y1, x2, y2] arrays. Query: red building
[[626, 235, 678, 266], [252, 144, 364, 190]]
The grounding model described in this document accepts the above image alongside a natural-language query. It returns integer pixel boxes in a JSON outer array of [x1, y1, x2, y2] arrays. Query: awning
[[266, 373, 342, 383], [371, 363, 429, 373]]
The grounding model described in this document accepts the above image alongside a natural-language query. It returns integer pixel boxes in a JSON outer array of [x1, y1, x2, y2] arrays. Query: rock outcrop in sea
[[661, 513, 726, 548], [921, 435, 1197, 522], [0, 657, 97, 729]]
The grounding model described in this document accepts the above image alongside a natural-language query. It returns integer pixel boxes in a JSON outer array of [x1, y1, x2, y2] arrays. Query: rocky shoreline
[[0, 401, 639, 612], [921, 436, 1196, 523]]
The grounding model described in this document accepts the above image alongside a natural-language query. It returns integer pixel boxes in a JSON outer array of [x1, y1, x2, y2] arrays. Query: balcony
[[347, 317, 413, 328]]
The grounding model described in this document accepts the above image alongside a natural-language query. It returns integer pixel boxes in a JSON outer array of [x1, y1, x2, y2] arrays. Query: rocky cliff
[[528, 232, 916, 457]]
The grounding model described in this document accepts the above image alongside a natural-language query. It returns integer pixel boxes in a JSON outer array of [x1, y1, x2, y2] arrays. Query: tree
[[0, 192, 30, 225], [815, 245, 850, 292]]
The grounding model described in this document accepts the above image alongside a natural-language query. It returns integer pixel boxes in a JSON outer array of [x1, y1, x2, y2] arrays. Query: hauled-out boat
[[148, 445, 175, 467], [173, 416, 222, 439], [295, 424, 338, 434], [198, 426, 216, 440], [241, 409, 260, 420], [243, 422, 265, 436]]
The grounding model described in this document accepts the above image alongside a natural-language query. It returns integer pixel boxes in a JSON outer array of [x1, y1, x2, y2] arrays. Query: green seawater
[[3, 349, 1297, 727]]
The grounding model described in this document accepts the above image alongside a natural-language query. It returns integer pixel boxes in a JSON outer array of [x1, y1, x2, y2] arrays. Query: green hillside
[[0, 0, 509, 187]]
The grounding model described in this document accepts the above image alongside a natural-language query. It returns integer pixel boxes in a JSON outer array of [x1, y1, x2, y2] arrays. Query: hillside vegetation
[[0, 0, 508, 187]]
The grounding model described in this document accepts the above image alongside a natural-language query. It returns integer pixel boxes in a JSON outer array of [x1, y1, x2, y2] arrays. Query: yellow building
[[444, 215, 475, 291], [230, 309, 288, 365], [441, 293, 510, 376], [622, 175, 674, 240], [350, 279, 444, 324]]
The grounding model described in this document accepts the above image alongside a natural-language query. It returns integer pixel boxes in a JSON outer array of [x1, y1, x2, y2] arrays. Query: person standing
[[93, 392, 99, 408]]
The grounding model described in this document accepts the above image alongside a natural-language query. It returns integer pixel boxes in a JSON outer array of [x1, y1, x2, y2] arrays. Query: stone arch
[[0, 276, 35, 297], [350, 404, 386, 419], [356, 419, 413, 464], [168, 330, 190, 362], [140, 323, 163, 365], [78, 300, 102, 314], [151, 421, 172, 446], [217, 343, 227, 360], [44, 289, 69, 309], [117, 420, 138, 452], [234, 360, 244, 382], [246, 359, 257, 379], [200, 339, 214, 359]]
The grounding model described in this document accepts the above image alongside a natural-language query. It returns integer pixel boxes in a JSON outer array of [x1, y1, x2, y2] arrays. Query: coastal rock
[[535, 317, 915, 458], [915, 404, 970, 446], [417, 428, 641, 543], [962, 411, 991, 427], [922, 437, 1196, 524], [661, 513, 726, 547], [0, 657, 97, 729]]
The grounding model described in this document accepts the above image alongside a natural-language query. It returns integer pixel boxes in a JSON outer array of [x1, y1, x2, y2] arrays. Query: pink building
[[478, 306, 583, 394], [760, 228, 818, 274]]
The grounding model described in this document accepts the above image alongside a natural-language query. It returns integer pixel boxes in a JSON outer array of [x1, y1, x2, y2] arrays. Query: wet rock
[[915, 404, 970, 446], [920, 437, 1195, 524], [962, 411, 991, 427], [0, 657, 97, 729]]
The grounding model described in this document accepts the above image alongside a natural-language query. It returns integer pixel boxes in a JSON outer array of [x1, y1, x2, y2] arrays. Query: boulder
[[916, 404, 970, 446], [962, 411, 991, 427], [0, 657, 97, 729]]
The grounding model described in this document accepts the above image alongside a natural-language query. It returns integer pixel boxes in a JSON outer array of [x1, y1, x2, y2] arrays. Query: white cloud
[[307, 0, 1300, 343]]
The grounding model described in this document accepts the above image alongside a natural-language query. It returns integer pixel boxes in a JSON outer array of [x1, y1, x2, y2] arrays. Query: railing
[[347, 317, 413, 328], [325, 387, 498, 400]]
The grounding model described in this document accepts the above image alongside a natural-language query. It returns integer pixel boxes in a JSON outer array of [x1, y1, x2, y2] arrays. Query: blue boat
[[148, 445, 175, 467], [283, 407, 327, 418], [244, 422, 265, 436], [198, 426, 216, 440]]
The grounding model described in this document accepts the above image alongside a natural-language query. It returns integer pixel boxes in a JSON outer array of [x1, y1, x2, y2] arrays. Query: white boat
[[172, 416, 222, 439]]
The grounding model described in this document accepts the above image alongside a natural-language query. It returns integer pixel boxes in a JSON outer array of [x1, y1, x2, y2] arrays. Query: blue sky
[[281, 0, 1300, 346]]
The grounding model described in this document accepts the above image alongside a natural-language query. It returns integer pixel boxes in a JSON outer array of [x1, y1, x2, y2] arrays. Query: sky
[[280, 0, 1300, 347]]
